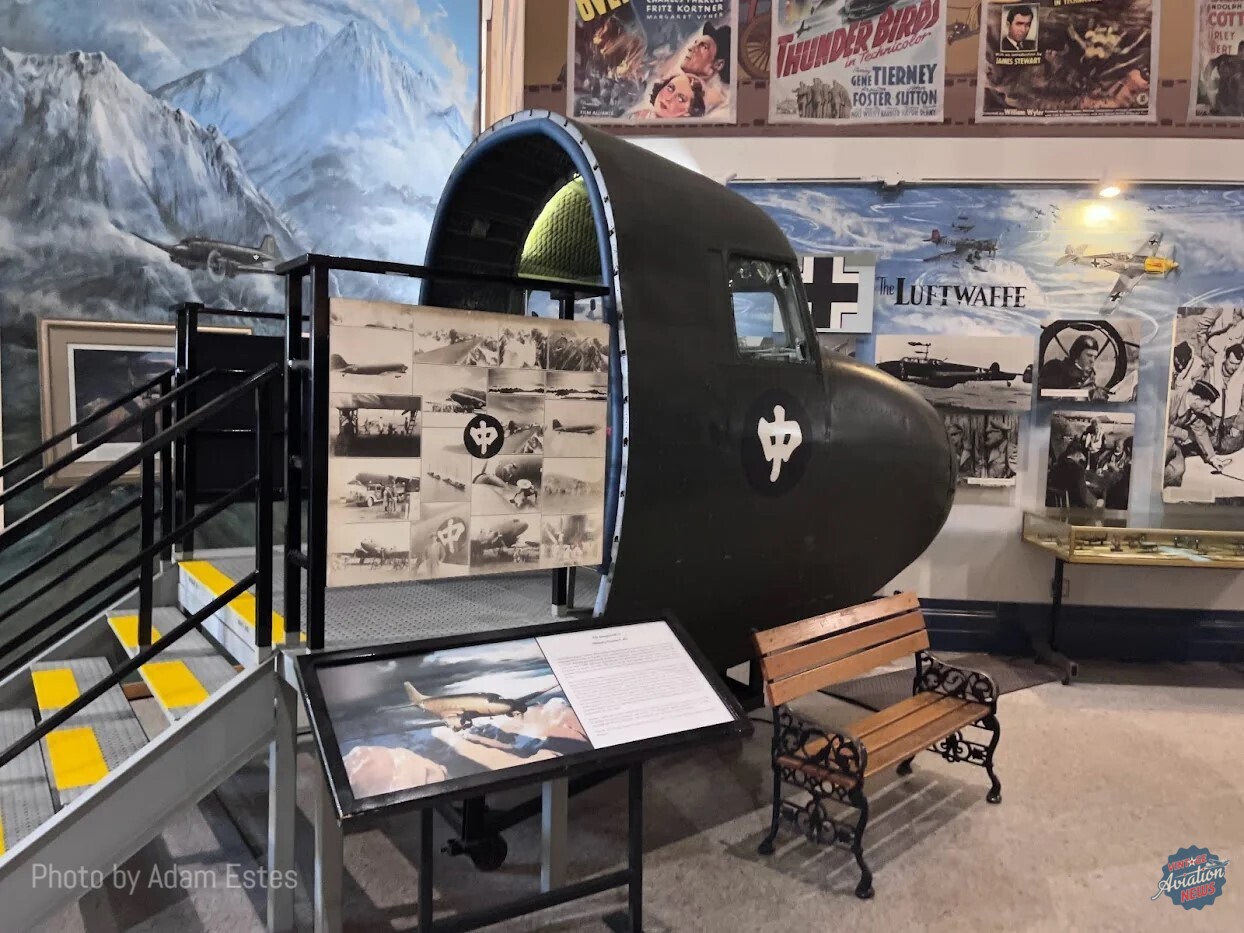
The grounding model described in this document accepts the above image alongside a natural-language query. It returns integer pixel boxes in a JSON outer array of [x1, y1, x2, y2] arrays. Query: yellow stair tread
[[180, 561, 302, 642], [44, 727, 108, 792]]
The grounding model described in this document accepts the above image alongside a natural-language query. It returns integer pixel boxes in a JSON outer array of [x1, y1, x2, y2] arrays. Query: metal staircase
[[0, 338, 290, 929]]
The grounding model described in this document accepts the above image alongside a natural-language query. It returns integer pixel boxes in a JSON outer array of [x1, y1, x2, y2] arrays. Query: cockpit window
[[727, 257, 812, 363]]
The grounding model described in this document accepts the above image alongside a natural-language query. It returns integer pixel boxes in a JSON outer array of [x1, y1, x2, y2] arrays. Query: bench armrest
[[773, 707, 866, 779], [915, 651, 999, 707]]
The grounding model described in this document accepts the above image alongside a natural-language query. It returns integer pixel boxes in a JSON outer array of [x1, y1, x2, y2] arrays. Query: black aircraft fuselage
[[421, 111, 954, 671]]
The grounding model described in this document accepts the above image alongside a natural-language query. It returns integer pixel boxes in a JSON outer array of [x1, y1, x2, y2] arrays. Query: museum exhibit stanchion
[[1022, 509, 1244, 684], [295, 616, 750, 933]]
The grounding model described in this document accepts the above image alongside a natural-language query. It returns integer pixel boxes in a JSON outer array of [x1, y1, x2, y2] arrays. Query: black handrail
[[0, 368, 218, 508], [0, 369, 174, 482], [0, 497, 139, 600], [0, 572, 256, 771], [0, 478, 257, 669], [0, 365, 278, 552]]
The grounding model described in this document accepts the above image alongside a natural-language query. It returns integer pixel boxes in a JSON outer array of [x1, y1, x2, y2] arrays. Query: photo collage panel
[[326, 299, 610, 587]]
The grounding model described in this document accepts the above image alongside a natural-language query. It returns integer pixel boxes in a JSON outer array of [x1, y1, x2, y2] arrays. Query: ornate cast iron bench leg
[[847, 784, 873, 899], [982, 714, 1002, 804], [758, 759, 783, 855], [895, 756, 915, 776]]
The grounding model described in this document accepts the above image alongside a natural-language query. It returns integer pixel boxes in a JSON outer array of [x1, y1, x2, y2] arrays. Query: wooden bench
[[752, 592, 1002, 899]]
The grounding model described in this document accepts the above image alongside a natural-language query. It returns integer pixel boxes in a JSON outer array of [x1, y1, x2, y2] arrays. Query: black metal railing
[[0, 363, 280, 687]]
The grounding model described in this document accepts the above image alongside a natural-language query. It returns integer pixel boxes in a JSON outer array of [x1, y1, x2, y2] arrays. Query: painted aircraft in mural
[[877, 342, 1033, 388], [951, 214, 975, 233], [922, 229, 999, 271], [134, 233, 281, 280], [401, 681, 546, 731], [329, 354, 410, 377], [1056, 232, 1179, 313], [550, 418, 599, 434]]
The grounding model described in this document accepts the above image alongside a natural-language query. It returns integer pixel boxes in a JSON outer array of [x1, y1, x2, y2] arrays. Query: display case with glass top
[[1022, 509, 1244, 568]]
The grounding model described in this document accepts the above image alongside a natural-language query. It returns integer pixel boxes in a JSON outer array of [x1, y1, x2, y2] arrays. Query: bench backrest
[[753, 593, 929, 707]]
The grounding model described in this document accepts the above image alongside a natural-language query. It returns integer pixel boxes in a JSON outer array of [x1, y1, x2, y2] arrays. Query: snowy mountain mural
[[0, 1, 479, 542]]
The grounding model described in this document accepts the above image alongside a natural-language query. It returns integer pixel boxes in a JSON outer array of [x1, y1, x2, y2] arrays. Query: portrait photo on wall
[[943, 411, 1020, 486], [1163, 306, 1244, 504], [1045, 410, 1135, 510], [1038, 318, 1141, 402], [317, 638, 592, 800], [569, 0, 736, 124], [874, 334, 1034, 411]]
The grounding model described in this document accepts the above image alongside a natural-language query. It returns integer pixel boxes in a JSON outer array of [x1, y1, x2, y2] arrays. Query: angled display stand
[[296, 614, 751, 933]]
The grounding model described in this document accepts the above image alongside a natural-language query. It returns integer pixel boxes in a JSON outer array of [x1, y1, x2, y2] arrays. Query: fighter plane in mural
[[134, 232, 281, 281], [1056, 233, 1179, 313], [952, 214, 975, 233], [329, 354, 410, 377], [923, 229, 999, 272], [878, 342, 1033, 388], [401, 681, 547, 731]]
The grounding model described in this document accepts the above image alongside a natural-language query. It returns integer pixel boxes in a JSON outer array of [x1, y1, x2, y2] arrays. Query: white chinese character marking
[[469, 423, 498, 455], [437, 519, 466, 554], [757, 405, 803, 483]]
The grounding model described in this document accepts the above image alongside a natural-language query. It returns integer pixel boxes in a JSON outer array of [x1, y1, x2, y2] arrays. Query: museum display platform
[[1022, 509, 1244, 568]]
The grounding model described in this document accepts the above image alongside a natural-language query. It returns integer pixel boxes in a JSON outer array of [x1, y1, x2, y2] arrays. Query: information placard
[[295, 616, 749, 819]]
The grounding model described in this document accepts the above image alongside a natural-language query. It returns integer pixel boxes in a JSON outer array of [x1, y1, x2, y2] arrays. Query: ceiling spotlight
[[1098, 184, 1122, 199]]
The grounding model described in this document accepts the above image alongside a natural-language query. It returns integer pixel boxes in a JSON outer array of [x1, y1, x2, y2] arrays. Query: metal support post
[[267, 670, 297, 932], [628, 763, 644, 933], [283, 272, 305, 647], [540, 777, 569, 892], [419, 808, 435, 933], [158, 371, 174, 561], [314, 765, 343, 933], [138, 410, 156, 648], [254, 379, 273, 650]]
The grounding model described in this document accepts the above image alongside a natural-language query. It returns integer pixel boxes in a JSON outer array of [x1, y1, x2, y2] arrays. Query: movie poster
[[1192, 0, 1244, 120], [976, 0, 1158, 121], [769, 0, 946, 123], [569, 0, 737, 124]]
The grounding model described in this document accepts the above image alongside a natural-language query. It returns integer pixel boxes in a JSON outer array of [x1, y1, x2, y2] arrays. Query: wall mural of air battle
[[569, 0, 737, 123], [977, 0, 1157, 121], [738, 181, 1244, 512], [326, 299, 609, 587]]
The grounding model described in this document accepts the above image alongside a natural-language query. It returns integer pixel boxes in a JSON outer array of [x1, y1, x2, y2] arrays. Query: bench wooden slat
[[754, 592, 920, 655], [855, 696, 973, 752], [766, 630, 930, 706], [761, 610, 926, 682], [849, 691, 945, 741], [863, 701, 989, 777], [774, 754, 857, 788]]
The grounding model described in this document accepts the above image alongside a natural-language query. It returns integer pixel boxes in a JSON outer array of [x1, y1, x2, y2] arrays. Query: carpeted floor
[[822, 653, 1061, 712], [38, 660, 1244, 932]]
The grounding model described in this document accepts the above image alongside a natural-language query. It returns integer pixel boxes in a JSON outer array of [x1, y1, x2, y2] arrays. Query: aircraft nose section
[[821, 357, 954, 588]]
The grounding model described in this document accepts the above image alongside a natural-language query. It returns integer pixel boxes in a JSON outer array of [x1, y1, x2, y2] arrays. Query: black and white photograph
[[545, 319, 609, 373], [496, 324, 548, 369], [546, 371, 608, 401], [410, 366, 487, 427], [317, 638, 591, 799], [875, 335, 1034, 411], [817, 334, 858, 359], [486, 395, 546, 455], [327, 520, 412, 588], [542, 458, 607, 515], [541, 514, 604, 568], [329, 325, 414, 394], [330, 394, 421, 458], [1164, 306, 1244, 504], [420, 427, 473, 504], [472, 455, 543, 516], [943, 411, 1019, 487], [410, 307, 501, 367], [68, 346, 173, 456], [410, 503, 472, 579], [1045, 411, 1134, 510], [470, 515, 542, 572], [488, 368, 545, 397], [545, 399, 607, 458], [1038, 319, 1141, 402], [330, 298, 415, 330], [328, 458, 419, 524]]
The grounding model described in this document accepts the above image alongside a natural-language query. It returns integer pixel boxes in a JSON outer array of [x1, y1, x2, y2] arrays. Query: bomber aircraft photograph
[[329, 354, 410, 378], [1056, 232, 1180, 313], [134, 232, 281, 280], [875, 335, 1035, 411]]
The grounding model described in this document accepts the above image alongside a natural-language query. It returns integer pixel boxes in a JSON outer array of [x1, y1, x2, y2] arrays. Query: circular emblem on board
[[435, 516, 468, 556], [464, 414, 505, 459], [741, 390, 812, 496]]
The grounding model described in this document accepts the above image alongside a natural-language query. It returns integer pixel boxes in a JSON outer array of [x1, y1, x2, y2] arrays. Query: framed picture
[[38, 319, 248, 486]]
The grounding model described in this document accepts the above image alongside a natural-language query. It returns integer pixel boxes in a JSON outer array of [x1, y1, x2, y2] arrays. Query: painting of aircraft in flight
[[550, 418, 599, 434], [877, 342, 1032, 389], [134, 232, 281, 280], [923, 229, 999, 271], [1056, 232, 1179, 314], [330, 354, 410, 377], [402, 681, 547, 731]]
